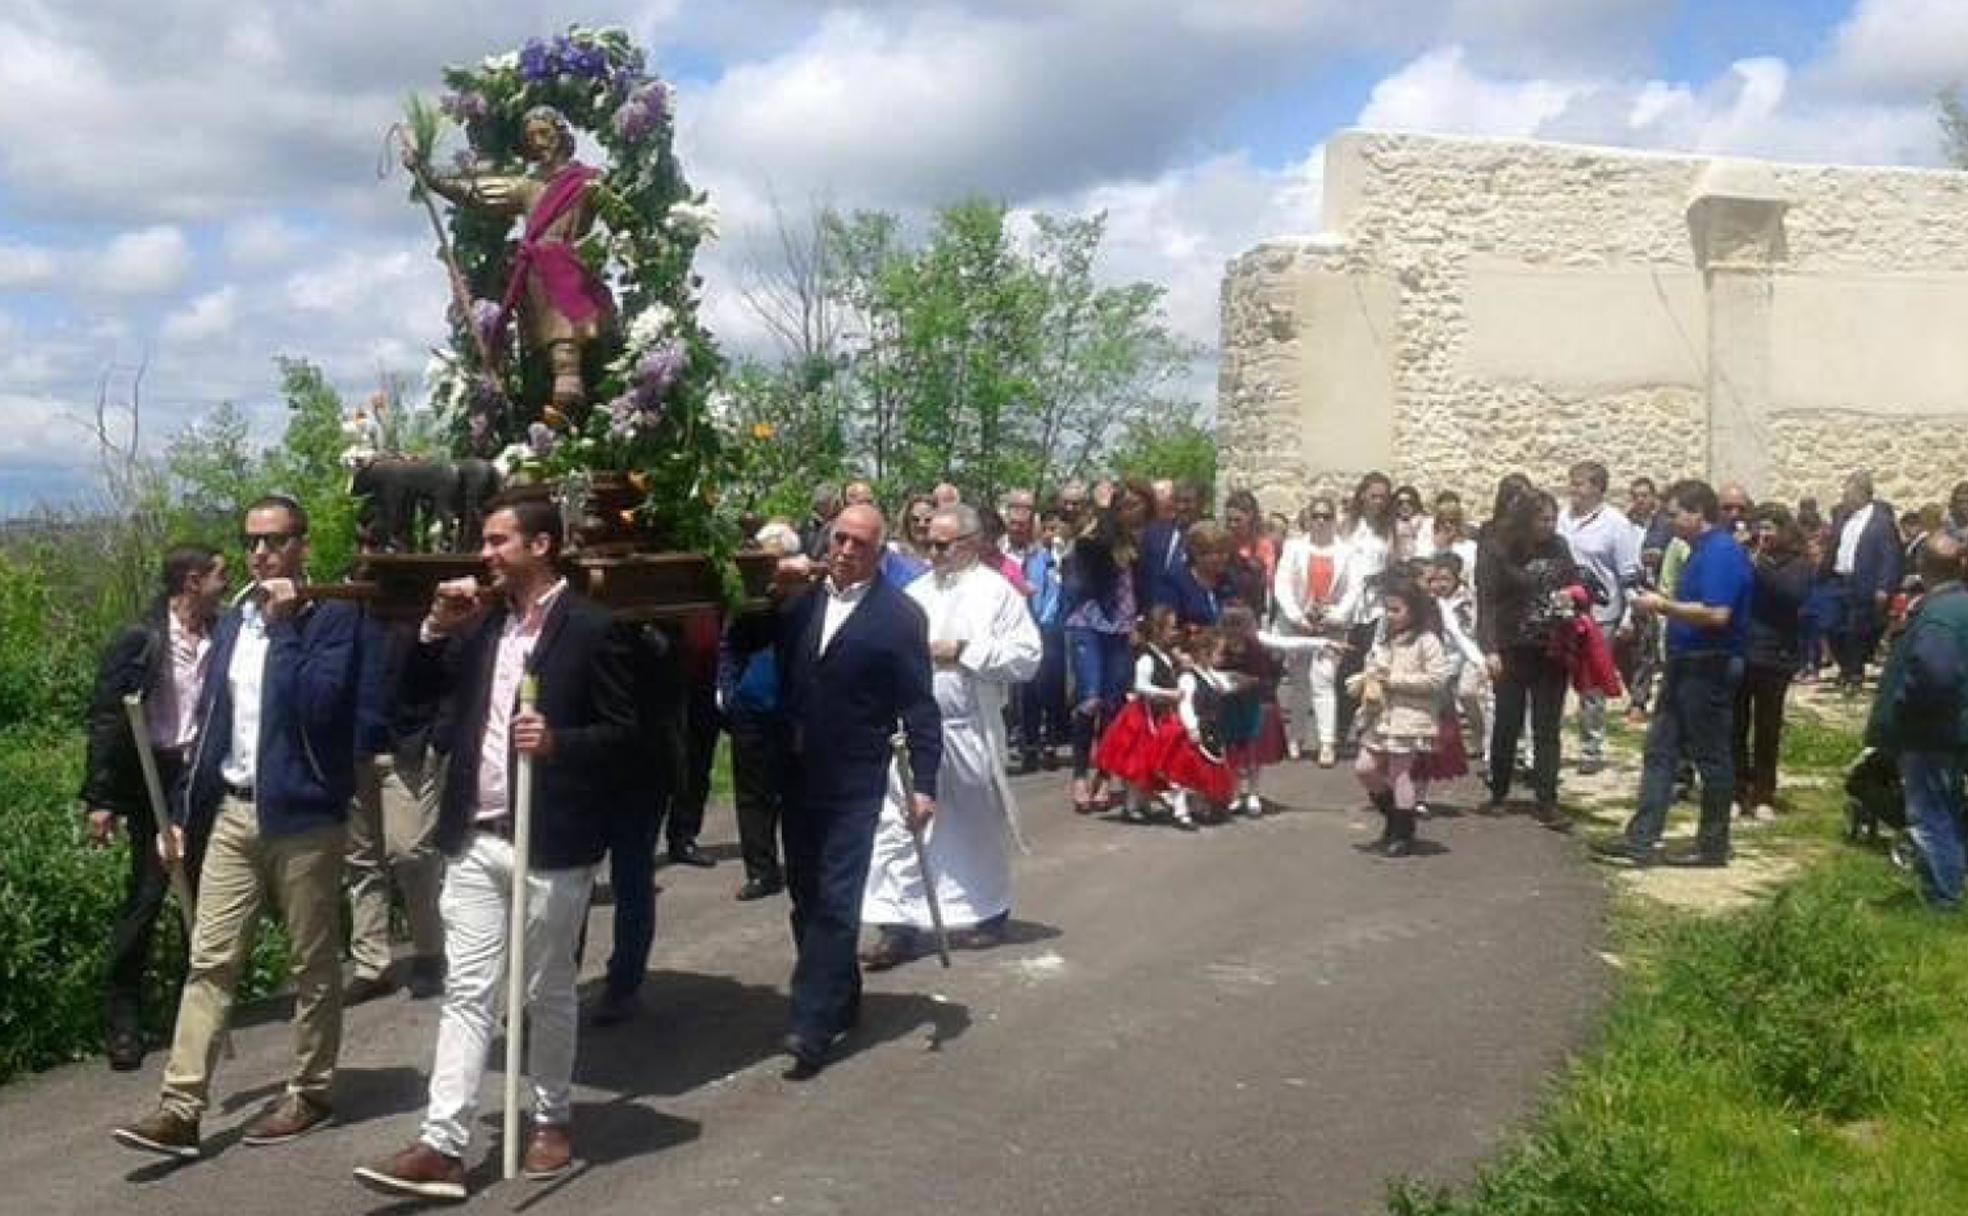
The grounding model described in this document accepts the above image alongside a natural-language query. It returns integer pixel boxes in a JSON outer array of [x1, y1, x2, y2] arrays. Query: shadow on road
[[573, 969, 972, 1096]]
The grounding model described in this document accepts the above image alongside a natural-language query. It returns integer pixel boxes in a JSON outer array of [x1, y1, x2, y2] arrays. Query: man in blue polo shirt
[[1594, 479, 1754, 868]]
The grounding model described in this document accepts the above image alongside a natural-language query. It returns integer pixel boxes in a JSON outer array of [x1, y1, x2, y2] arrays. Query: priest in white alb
[[862, 503, 1041, 967]]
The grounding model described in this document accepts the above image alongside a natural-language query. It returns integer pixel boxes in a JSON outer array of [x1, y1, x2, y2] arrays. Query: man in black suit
[[1821, 469, 1901, 694], [355, 495, 637, 1202], [773, 503, 941, 1078]]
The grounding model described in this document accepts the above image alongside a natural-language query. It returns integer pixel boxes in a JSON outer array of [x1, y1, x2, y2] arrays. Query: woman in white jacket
[[1268, 496, 1355, 766]]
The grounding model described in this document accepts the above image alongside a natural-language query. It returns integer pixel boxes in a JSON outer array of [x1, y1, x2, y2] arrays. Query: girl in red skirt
[[1092, 606, 1185, 822], [1167, 628, 1239, 828], [1219, 605, 1287, 816]]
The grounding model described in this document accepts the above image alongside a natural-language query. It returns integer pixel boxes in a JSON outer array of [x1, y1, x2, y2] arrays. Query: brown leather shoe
[[353, 1141, 467, 1202], [113, 1107, 200, 1160], [241, 1092, 332, 1146], [522, 1123, 574, 1180]]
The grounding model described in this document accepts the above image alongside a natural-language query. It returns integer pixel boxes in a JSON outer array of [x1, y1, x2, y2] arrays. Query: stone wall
[[1219, 130, 1968, 518]]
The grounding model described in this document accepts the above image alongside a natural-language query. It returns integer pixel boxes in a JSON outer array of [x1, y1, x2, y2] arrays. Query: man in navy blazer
[[773, 503, 941, 1077], [1821, 470, 1901, 693]]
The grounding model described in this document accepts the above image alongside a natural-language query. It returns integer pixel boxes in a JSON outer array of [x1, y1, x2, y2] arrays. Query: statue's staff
[[385, 108, 501, 374], [121, 694, 232, 1059]]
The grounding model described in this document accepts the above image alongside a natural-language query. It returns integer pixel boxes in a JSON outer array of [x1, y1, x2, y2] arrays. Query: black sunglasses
[[926, 532, 977, 554], [241, 531, 300, 551]]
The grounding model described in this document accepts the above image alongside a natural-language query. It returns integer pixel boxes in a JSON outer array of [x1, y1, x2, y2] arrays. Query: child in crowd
[[1424, 552, 1490, 767], [1349, 575, 1453, 857], [1092, 606, 1185, 822], [1218, 606, 1286, 816], [1166, 628, 1239, 828]]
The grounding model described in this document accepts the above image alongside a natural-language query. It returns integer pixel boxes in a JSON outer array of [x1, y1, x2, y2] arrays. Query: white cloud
[[1823, 0, 1968, 98], [88, 225, 194, 296], [1359, 45, 1585, 137], [161, 286, 239, 343], [224, 216, 305, 268], [0, 241, 60, 289]]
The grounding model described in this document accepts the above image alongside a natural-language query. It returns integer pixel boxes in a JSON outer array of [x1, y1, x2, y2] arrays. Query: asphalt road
[[0, 760, 1607, 1216]]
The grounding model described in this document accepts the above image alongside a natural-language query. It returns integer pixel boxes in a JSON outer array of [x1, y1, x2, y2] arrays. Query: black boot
[[1381, 805, 1417, 859], [1369, 790, 1396, 851]]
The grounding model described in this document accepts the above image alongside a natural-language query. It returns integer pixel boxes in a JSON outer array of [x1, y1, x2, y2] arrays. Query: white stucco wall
[[1220, 129, 1968, 517]]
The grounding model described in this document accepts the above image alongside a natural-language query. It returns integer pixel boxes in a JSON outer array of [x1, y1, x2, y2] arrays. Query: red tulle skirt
[[1225, 703, 1287, 771], [1162, 733, 1237, 805], [1094, 699, 1171, 789], [1415, 711, 1469, 783]]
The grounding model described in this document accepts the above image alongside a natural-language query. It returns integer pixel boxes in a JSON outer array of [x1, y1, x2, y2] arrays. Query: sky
[[2, 0, 1964, 516]]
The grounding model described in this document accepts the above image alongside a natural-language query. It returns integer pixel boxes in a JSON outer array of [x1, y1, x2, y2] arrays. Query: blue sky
[[2, 0, 1963, 516]]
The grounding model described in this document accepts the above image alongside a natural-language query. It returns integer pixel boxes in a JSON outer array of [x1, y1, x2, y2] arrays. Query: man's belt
[[475, 815, 515, 840], [223, 779, 254, 801]]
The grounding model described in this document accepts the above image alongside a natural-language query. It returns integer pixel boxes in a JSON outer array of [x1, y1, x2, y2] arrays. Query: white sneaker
[[1243, 794, 1264, 817], [1317, 744, 1336, 768], [1287, 740, 1304, 762], [1752, 803, 1778, 822], [1414, 801, 1431, 820], [1170, 792, 1196, 829]]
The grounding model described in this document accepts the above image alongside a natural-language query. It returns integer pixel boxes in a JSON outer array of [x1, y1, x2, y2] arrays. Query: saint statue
[[405, 105, 614, 418]]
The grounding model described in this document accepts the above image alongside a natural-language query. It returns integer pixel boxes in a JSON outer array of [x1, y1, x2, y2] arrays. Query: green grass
[[1390, 711, 1968, 1215]]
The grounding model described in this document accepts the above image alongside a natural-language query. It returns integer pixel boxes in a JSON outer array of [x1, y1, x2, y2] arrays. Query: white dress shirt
[[1835, 502, 1875, 576], [476, 579, 567, 821], [219, 603, 271, 789], [819, 575, 874, 653]]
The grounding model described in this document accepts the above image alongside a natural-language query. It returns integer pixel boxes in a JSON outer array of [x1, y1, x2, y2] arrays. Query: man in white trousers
[[354, 496, 638, 1202], [862, 504, 1041, 967]]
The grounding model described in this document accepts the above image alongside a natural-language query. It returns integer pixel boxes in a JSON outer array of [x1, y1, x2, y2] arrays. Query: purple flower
[[450, 148, 477, 174], [611, 96, 656, 143], [470, 298, 504, 345], [635, 339, 686, 397], [518, 38, 554, 82], [567, 44, 608, 79], [439, 91, 487, 122], [526, 421, 556, 457]]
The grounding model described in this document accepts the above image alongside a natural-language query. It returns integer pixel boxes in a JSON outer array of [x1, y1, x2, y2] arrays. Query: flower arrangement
[[400, 25, 733, 556]]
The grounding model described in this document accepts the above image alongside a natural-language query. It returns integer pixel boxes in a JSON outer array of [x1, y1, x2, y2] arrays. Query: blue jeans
[[1900, 751, 1965, 909], [1018, 626, 1069, 755], [1625, 653, 1741, 856], [1067, 627, 1131, 778], [783, 793, 882, 1043]]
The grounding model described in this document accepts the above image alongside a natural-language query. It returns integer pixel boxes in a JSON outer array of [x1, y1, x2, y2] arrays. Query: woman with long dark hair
[[1475, 488, 1579, 825], [1734, 505, 1812, 820], [1062, 479, 1151, 813], [1334, 471, 1394, 744]]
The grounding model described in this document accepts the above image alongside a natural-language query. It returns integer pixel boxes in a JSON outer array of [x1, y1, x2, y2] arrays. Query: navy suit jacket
[[775, 574, 941, 808], [1821, 498, 1902, 602]]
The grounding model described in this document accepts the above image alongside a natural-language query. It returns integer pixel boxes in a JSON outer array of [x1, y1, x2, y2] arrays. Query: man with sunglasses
[[115, 494, 364, 1161], [863, 505, 1039, 968]]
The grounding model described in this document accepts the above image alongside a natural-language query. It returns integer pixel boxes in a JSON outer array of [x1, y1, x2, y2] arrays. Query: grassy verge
[[1390, 696, 1968, 1215]]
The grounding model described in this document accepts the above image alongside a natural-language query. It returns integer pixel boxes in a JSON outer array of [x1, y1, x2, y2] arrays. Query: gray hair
[[932, 503, 981, 537], [753, 520, 801, 556]]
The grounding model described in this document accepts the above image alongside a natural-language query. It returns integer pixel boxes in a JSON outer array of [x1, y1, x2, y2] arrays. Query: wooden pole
[[502, 674, 539, 1181]]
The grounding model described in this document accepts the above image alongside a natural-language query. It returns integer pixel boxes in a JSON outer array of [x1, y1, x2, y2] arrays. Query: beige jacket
[[1363, 631, 1452, 740]]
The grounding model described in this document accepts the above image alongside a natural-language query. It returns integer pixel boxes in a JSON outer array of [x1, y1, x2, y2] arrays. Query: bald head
[[1920, 531, 1963, 585]]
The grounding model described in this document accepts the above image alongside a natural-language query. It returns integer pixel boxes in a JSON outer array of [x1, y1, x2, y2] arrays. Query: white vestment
[[862, 563, 1041, 930]]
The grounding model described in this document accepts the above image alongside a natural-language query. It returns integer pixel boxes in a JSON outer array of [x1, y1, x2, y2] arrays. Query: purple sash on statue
[[494, 162, 611, 342]]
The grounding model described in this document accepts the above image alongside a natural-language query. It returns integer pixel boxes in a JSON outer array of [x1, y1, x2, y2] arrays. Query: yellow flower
[[750, 421, 774, 441], [541, 405, 565, 428]]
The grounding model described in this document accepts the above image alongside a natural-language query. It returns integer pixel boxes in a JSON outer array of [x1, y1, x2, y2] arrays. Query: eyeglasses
[[242, 531, 299, 552], [926, 532, 976, 554]]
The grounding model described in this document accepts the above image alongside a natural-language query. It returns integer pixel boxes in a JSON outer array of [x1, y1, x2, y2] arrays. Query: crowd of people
[[72, 458, 1968, 1200]]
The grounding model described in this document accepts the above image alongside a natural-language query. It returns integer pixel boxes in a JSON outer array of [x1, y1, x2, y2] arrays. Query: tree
[[792, 200, 1196, 504], [264, 357, 359, 579], [1943, 88, 1968, 168], [1108, 412, 1218, 506]]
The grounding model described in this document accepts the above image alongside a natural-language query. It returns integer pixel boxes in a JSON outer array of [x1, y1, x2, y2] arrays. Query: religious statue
[[404, 106, 615, 418]]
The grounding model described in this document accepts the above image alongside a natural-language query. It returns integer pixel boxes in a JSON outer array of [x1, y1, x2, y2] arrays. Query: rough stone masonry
[[1219, 129, 1968, 511]]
